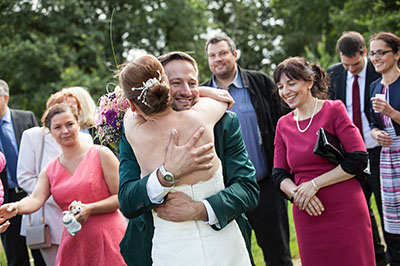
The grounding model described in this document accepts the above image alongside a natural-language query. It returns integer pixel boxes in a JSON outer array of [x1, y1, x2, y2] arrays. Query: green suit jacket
[[118, 111, 259, 265]]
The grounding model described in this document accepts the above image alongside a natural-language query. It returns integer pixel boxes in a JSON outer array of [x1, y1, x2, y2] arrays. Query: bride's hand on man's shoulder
[[198, 86, 234, 109]]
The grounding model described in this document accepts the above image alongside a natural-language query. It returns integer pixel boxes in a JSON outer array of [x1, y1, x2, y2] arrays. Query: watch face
[[164, 174, 174, 183]]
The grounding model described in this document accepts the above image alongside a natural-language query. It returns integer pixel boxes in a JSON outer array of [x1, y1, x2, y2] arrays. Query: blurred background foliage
[[0, 0, 399, 120]]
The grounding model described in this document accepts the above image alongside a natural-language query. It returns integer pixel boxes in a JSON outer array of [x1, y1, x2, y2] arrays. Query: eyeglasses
[[368, 50, 393, 58]]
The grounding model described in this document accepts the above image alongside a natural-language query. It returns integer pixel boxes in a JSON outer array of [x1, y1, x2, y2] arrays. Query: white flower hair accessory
[[131, 70, 166, 107]]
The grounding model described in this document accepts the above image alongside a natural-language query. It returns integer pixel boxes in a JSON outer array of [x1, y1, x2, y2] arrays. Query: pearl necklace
[[296, 98, 318, 133]]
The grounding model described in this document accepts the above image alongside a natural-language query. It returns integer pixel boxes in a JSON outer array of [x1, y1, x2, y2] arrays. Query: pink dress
[[274, 100, 375, 266], [0, 152, 4, 205], [46, 145, 127, 266]]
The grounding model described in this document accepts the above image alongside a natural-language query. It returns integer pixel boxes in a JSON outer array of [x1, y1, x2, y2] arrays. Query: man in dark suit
[[0, 79, 42, 266], [202, 33, 292, 266], [327, 31, 386, 266], [118, 52, 259, 265]]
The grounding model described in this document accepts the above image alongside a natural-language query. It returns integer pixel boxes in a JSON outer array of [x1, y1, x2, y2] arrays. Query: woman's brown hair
[[41, 103, 79, 130], [118, 55, 171, 115], [273, 57, 330, 100]]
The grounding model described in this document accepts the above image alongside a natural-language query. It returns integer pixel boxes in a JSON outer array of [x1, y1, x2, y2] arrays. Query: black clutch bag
[[313, 128, 369, 184], [313, 128, 345, 165]]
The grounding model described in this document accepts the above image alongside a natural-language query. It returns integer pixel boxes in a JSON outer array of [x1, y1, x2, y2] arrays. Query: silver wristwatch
[[159, 165, 178, 184]]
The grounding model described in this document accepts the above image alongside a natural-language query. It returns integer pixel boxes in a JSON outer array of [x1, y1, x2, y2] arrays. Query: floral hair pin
[[131, 70, 166, 107]]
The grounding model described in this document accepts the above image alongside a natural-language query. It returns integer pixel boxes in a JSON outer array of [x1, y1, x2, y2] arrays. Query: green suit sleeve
[[206, 112, 259, 229], [118, 128, 158, 219]]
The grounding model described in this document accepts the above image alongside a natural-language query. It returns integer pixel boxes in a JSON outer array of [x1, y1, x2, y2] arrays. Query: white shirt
[[146, 168, 219, 226], [17, 126, 93, 243], [345, 57, 379, 149]]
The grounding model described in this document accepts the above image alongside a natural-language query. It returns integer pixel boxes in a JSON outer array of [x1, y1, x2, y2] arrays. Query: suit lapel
[[336, 68, 347, 103]]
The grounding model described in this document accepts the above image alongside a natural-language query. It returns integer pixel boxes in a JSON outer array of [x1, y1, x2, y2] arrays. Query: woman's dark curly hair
[[273, 57, 330, 100]]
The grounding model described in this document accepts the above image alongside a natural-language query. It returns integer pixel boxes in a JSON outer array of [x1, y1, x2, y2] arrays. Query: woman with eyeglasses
[[369, 31, 400, 265]]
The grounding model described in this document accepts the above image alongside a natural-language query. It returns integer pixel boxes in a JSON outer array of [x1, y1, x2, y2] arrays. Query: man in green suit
[[118, 51, 259, 265]]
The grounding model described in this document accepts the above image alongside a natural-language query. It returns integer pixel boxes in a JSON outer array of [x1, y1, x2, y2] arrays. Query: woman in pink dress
[[0, 151, 5, 204], [0, 103, 126, 265], [272, 57, 375, 265], [0, 151, 9, 233]]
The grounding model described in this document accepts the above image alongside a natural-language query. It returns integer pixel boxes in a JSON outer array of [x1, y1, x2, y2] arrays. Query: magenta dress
[[274, 100, 375, 266], [46, 145, 127, 266]]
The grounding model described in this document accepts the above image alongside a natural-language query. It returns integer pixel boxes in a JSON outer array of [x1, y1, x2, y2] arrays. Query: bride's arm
[[198, 86, 234, 109], [72, 146, 120, 223], [192, 97, 228, 125]]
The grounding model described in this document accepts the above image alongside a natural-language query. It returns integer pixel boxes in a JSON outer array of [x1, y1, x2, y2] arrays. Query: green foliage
[[270, 0, 400, 70], [0, 0, 209, 120], [1, 0, 400, 121], [204, 0, 276, 76]]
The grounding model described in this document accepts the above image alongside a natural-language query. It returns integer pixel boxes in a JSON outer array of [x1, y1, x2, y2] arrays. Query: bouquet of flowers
[[94, 85, 130, 145]]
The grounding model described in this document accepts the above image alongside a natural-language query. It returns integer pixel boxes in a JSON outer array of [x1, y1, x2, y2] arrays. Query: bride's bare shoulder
[[124, 109, 146, 129]]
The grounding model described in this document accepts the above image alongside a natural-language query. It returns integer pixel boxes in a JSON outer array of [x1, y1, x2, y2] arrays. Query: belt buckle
[[14, 187, 23, 193]]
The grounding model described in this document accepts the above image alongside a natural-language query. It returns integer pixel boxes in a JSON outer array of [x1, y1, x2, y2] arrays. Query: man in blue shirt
[[0, 79, 41, 266], [202, 34, 292, 266]]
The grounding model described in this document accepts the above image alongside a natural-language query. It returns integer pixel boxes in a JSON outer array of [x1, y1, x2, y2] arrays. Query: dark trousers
[[366, 147, 400, 265], [246, 177, 292, 266], [384, 231, 400, 266], [363, 147, 387, 266], [1, 189, 45, 266]]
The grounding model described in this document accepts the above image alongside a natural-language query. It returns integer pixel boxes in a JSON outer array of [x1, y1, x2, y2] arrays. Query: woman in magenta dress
[[0, 103, 126, 266], [272, 57, 375, 266]]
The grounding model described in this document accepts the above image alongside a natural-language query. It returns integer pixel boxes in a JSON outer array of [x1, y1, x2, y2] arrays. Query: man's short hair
[[336, 31, 366, 57], [158, 51, 199, 77], [0, 79, 9, 96], [205, 33, 236, 54]]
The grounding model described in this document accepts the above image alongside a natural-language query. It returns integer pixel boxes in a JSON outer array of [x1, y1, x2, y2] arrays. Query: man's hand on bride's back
[[154, 192, 207, 222], [164, 127, 214, 178]]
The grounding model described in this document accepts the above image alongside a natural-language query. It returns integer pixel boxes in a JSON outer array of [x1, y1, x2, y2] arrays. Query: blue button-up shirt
[[0, 108, 19, 188], [211, 70, 268, 181]]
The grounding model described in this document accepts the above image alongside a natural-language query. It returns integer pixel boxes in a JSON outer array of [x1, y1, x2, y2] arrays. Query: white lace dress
[[151, 166, 251, 266]]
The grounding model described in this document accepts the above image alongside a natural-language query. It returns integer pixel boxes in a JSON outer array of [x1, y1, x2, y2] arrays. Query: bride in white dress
[[120, 55, 251, 266]]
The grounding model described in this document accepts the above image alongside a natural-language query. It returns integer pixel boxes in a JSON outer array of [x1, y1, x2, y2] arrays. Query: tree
[[0, 0, 209, 119], [205, 0, 277, 76], [269, 0, 400, 69]]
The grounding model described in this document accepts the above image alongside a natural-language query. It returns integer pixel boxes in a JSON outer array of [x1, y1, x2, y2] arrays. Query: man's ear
[[362, 47, 367, 57], [4, 95, 9, 105], [128, 99, 136, 112]]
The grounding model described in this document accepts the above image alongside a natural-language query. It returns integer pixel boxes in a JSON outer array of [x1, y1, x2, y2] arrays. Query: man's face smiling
[[164, 60, 199, 111], [207, 41, 237, 80]]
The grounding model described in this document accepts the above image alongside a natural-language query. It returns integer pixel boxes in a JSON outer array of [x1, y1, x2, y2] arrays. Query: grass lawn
[[0, 195, 383, 266]]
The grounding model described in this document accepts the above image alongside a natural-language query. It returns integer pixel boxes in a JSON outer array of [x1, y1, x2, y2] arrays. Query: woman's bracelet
[[311, 179, 318, 192]]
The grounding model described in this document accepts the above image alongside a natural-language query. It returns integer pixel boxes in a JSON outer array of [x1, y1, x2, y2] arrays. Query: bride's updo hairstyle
[[273, 57, 330, 100], [119, 55, 171, 115]]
